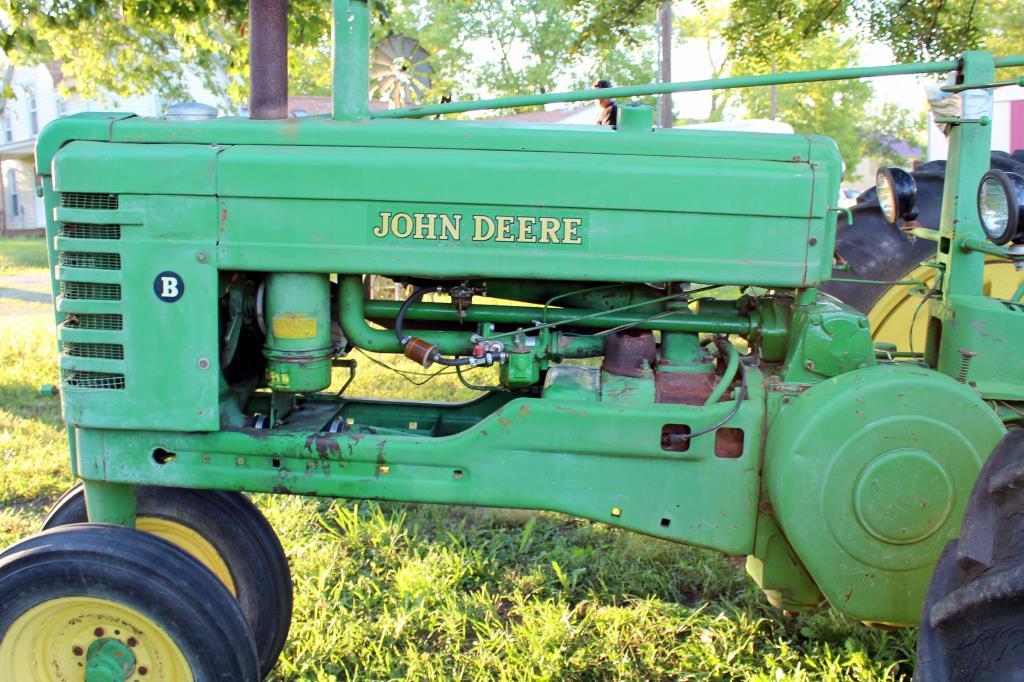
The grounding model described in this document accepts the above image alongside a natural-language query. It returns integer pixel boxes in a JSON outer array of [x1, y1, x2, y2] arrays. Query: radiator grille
[[58, 224, 121, 240], [60, 281, 121, 301], [54, 192, 127, 394], [60, 193, 119, 211], [62, 342, 125, 361], [58, 252, 121, 270], [61, 370, 125, 390], [61, 314, 124, 331]]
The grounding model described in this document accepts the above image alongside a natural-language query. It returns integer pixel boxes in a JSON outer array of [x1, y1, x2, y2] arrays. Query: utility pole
[[658, 1, 672, 128]]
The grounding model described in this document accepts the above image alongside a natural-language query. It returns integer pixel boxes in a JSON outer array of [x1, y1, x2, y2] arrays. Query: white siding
[[0, 57, 223, 230], [2, 158, 40, 231]]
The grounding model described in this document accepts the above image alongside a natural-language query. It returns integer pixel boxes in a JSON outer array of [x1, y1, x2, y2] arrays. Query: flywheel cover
[[765, 364, 1005, 624]]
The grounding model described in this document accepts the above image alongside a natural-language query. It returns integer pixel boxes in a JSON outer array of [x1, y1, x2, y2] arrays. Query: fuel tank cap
[[165, 102, 218, 120]]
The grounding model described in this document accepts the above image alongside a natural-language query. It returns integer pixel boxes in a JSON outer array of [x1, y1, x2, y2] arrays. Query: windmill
[[370, 35, 434, 107]]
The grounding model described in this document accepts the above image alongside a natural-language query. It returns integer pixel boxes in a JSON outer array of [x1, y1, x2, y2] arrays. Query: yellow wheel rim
[[868, 260, 1024, 352], [0, 596, 194, 681], [136, 517, 237, 595]]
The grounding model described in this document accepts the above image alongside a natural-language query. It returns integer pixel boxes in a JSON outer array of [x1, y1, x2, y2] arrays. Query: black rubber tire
[[916, 429, 1024, 681], [822, 151, 1024, 313], [0, 523, 260, 681], [43, 484, 292, 679]]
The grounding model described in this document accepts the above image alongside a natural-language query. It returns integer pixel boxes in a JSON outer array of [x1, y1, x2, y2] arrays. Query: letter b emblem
[[153, 271, 185, 302]]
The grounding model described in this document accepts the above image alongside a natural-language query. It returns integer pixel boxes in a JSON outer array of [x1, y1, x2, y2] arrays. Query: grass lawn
[[0, 236, 915, 680]]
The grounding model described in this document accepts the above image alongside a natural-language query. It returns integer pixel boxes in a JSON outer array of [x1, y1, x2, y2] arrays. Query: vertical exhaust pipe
[[249, 0, 289, 119]]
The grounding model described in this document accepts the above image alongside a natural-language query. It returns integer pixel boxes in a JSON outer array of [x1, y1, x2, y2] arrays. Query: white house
[[0, 61, 219, 234]]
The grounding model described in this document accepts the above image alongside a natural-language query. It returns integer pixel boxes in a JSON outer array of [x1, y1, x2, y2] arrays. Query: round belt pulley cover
[[764, 364, 1005, 625]]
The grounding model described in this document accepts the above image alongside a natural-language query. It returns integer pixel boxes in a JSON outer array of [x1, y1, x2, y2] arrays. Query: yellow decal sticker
[[372, 211, 584, 245], [267, 370, 290, 386], [272, 313, 317, 339]]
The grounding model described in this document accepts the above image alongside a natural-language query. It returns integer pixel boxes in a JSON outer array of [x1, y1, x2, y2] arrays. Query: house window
[[27, 89, 38, 136], [56, 97, 67, 118], [7, 169, 19, 217], [2, 110, 10, 143]]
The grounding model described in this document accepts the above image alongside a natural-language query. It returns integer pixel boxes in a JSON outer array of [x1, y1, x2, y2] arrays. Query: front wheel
[[916, 429, 1024, 681], [43, 484, 292, 679], [0, 524, 260, 681]]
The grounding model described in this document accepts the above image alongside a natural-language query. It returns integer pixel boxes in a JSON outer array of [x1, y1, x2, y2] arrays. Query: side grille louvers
[[56, 193, 126, 390], [60, 192, 119, 210], [58, 224, 121, 240], [62, 314, 123, 331], [58, 252, 121, 270]]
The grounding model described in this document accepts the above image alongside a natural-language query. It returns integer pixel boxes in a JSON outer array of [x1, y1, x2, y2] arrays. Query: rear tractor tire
[[0, 524, 260, 681], [916, 429, 1024, 681], [43, 484, 292, 679], [823, 151, 1024, 352]]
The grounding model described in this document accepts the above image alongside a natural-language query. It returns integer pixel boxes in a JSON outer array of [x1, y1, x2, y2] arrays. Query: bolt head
[[196, 251, 209, 263], [197, 357, 210, 369]]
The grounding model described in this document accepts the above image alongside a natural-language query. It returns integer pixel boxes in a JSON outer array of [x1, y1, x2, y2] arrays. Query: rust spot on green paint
[[305, 434, 342, 459]]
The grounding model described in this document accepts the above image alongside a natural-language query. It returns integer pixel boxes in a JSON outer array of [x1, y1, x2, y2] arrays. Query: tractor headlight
[[876, 167, 918, 224], [977, 170, 1024, 245]]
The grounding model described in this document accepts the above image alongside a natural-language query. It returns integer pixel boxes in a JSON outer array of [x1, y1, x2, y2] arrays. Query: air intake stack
[[332, 0, 371, 120], [248, 0, 370, 120]]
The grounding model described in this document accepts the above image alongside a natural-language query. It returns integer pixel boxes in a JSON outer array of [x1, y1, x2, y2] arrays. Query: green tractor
[[2, 1, 1023, 679]]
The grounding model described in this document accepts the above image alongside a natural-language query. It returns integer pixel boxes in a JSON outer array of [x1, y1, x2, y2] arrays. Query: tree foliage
[[572, 0, 1022, 65], [290, 0, 656, 105], [735, 30, 924, 171], [0, 0, 655, 109], [0, 0, 1015, 164]]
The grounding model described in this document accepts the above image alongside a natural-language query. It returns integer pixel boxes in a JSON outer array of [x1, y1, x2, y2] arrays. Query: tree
[[572, 0, 1020, 65], [733, 30, 924, 171], [4, 1, 241, 104], [674, 0, 733, 122], [2, 0, 1017, 116], [274, 0, 658, 109], [0, 0, 656, 110]]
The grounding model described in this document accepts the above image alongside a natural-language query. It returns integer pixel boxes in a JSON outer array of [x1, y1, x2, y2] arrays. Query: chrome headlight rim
[[977, 169, 1024, 246], [875, 167, 918, 225]]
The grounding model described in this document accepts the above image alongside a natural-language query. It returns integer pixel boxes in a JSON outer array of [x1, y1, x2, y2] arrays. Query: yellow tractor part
[[869, 260, 1024, 352], [0, 596, 193, 681]]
